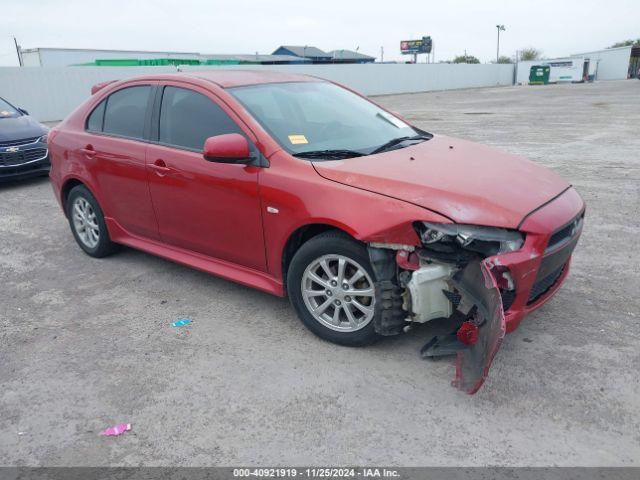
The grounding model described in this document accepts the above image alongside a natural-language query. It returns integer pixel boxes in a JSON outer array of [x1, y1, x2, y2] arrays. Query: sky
[[1, 0, 638, 66]]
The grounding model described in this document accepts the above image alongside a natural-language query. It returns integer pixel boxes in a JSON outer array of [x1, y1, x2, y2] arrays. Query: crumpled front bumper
[[420, 187, 585, 394], [488, 187, 584, 333]]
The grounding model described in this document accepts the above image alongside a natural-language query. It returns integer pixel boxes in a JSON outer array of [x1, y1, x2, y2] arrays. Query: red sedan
[[48, 71, 584, 393]]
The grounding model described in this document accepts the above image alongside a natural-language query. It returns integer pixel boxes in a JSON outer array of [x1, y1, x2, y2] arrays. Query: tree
[[608, 39, 640, 48], [452, 54, 480, 64], [519, 48, 542, 61], [494, 56, 513, 64]]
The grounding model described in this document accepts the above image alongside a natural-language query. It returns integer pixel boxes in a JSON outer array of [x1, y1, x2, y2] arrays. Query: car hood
[[0, 115, 47, 143], [312, 134, 570, 229]]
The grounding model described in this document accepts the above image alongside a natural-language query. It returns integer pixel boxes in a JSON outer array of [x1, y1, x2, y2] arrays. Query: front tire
[[66, 185, 117, 258], [287, 232, 381, 346]]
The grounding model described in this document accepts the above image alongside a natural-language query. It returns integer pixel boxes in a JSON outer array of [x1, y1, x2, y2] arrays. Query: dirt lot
[[1, 80, 638, 466]]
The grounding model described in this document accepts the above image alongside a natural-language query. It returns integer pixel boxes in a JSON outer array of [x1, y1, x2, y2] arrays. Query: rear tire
[[287, 231, 381, 346], [66, 185, 118, 258]]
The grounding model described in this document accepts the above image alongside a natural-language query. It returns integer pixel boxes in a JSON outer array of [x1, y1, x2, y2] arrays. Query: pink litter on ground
[[100, 423, 131, 436]]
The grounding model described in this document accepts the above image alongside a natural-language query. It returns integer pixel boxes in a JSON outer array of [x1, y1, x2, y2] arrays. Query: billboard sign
[[400, 36, 432, 55]]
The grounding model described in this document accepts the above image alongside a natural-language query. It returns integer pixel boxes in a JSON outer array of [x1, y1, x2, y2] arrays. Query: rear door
[[83, 84, 159, 240], [145, 83, 266, 270]]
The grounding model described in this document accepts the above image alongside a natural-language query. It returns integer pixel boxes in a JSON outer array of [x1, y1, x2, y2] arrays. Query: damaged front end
[[368, 223, 526, 394]]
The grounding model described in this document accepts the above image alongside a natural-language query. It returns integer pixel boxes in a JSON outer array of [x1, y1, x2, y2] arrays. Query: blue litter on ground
[[171, 319, 192, 327]]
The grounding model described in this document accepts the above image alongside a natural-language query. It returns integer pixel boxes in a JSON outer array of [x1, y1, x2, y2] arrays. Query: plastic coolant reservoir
[[406, 262, 456, 323]]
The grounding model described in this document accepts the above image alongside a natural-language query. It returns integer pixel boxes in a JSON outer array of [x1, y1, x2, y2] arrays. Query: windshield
[[0, 97, 20, 119], [229, 82, 430, 159]]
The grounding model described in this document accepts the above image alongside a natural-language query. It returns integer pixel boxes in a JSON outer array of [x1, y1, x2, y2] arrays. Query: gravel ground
[[1, 79, 638, 467]]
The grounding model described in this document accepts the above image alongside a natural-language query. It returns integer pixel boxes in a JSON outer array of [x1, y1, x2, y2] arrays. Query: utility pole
[[13, 36, 23, 67], [496, 25, 506, 63]]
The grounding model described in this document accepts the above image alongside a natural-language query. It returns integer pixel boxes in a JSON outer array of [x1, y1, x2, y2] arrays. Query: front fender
[[259, 152, 450, 280]]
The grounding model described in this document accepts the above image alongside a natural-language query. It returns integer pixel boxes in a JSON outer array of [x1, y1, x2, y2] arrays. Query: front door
[[145, 84, 266, 271]]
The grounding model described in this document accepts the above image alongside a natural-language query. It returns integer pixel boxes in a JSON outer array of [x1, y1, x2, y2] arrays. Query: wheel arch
[[281, 223, 359, 289], [60, 177, 99, 217]]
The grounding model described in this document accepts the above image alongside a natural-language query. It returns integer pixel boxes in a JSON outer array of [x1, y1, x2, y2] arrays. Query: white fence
[[0, 64, 515, 122]]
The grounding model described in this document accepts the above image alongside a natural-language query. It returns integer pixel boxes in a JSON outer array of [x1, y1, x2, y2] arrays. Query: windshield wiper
[[370, 134, 431, 155], [293, 149, 365, 160]]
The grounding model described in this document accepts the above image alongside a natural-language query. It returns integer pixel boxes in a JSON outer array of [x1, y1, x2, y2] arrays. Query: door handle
[[80, 145, 96, 159], [150, 159, 172, 176]]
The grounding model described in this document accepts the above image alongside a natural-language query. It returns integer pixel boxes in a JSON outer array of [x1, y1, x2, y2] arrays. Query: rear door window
[[159, 86, 243, 151], [102, 86, 151, 139]]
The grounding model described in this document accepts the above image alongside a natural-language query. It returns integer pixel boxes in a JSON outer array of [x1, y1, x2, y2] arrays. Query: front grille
[[546, 211, 584, 252], [0, 136, 40, 147], [0, 148, 48, 166], [0, 159, 49, 176], [527, 263, 566, 305]]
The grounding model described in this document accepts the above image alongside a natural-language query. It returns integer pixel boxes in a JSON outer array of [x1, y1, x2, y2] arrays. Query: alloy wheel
[[72, 197, 100, 249], [301, 254, 376, 332]]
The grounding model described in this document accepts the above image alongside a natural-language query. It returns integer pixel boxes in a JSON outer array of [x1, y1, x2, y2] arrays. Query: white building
[[515, 46, 633, 84], [20, 48, 202, 67], [571, 46, 635, 80]]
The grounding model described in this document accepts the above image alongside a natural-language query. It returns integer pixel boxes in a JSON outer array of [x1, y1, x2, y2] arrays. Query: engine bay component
[[405, 262, 456, 323]]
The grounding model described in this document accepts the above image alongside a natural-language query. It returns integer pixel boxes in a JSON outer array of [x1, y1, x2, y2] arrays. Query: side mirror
[[203, 133, 252, 164], [19, 108, 29, 116]]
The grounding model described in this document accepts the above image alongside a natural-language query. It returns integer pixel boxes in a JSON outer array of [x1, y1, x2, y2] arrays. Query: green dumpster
[[529, 65, 550, 85]]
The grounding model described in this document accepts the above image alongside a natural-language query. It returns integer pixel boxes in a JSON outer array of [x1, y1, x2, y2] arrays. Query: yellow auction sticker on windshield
[[288, 134, 308, 145]]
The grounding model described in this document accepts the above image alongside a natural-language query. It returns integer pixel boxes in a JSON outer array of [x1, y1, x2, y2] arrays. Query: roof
[[327, 49, 375, 60], [272, 46, 331, 58], [571, 45, 634, 56], [182, 70, 322, 88]]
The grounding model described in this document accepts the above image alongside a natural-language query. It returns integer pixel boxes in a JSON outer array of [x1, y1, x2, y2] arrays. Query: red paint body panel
[[204, 133, 250, 160], [188, 70, 318, 88], [258, 150, 450, 279], [145, 143, 266, 270], [313, 135, 570, 228], [485, 187, 584, 332], [49, 71, 584, 337]]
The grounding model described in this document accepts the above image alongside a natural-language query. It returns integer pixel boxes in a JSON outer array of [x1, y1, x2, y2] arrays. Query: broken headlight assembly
[[415, 222, 524, 258]]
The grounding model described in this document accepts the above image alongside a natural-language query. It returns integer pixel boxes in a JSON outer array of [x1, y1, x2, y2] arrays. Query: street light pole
[[13, 36, 23, 67], [496, 25, 506, 63]]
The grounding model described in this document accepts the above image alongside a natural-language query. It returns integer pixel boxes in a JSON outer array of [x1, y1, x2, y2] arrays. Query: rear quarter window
[[86, 100, 106, 132], [102, 86, 151, 139]]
